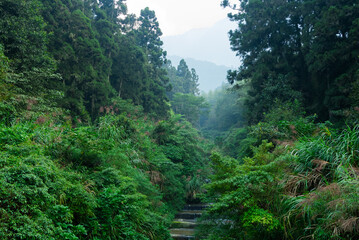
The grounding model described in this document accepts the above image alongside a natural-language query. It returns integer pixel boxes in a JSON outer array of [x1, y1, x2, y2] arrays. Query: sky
[[126, 0, 231, 36]]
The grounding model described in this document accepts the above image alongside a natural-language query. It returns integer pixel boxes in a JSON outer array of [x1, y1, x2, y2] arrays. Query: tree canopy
[[223, 0, 359, 123]]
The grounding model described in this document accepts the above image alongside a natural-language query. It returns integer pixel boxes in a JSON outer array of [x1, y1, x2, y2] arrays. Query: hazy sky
[[126, 0, 231, 36]]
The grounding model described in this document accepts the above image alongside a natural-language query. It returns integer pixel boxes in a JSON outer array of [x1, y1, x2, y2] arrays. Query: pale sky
[[126, 0, 231, 36]]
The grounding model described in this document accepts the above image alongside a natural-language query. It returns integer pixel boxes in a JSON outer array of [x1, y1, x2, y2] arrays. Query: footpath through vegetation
[[1, 0, 359, 240], [195, 1, 359, 239]]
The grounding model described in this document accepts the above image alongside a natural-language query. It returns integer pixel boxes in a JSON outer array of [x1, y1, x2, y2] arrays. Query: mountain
[[167, 55, 232, 93], [162, 18, 240, 68]]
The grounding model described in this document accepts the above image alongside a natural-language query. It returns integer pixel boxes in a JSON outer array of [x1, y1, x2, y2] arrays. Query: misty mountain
[[167, 55, 232, 93], [162, 18, 240, 68]]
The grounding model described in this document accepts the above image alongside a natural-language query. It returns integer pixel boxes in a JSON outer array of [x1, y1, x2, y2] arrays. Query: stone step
[[171, 219, 198, 228], [169, 203, 207, 239], [175, 211, 202, 220], [170, 228, 195, 239], [171, 235, 195, 240], [179, 210, 202, 214], [183, 204, 209, 211]]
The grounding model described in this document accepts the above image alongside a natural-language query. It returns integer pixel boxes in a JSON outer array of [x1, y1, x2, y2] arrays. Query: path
[[170, 204, 207, 240]]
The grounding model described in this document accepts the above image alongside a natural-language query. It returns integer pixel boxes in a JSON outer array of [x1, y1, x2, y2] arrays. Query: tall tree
[[131, 7, 170, 118], [176, 60, 199, 95], [223, 0, 303, 123], [134, 7, 166, 68], [171, 93, 207, 126], [303, 0, 359, 120], [41, 0, 114, 120], [110, 36, 148, 103], [0, 0, 59, 94], [165, 59, 200, 100], [165, 59, 205, 125], [223, 0, 359, 123], [0, 0, 52, 71]]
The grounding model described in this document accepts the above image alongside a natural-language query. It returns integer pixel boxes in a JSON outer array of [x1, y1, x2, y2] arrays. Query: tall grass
[[283, 124, 359, 239]]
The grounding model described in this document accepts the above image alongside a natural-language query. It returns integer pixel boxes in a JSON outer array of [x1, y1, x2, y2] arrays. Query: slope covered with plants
[[2, 0, 359, 239], [0, 97, 210, 239], [198, 0, 359, 239], [0, 0, 210, 239]]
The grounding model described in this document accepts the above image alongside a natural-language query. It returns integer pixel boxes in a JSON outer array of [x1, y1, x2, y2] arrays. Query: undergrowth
[[199, 102, 359, 240], [0, 100, 210, 239]]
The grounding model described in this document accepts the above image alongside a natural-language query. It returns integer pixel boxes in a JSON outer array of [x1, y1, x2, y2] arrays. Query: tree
[[201, 84, 245, 132], [0, 44, 8, 81], [223, 0, 304, 123], [134, 7, 166, 68], [165, 59, 200, 100], [0, 0, 59, 93], [165, 59, 205, 125], [0, 0, 52, 72], [41, 0, 115, 120], [176, 60, 199, 96], [303, 0, 359, 120], [129, 7, 170, 118], [171, 93, 208, 126], [222, 0, 359, 123]]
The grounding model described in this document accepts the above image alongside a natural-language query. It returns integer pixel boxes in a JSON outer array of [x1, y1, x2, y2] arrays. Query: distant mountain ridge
[[167, 55, 231, 93], [163, 18, 240, 68]]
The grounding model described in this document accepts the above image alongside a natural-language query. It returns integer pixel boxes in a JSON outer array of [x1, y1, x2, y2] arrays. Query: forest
[[0, 0, 359, 239]]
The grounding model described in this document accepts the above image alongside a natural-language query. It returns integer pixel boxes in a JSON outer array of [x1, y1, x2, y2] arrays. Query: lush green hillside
[[0, 1, 210, 239], [1, 0, 359, 239], [199, 102, 359, 239], [196, 1, 359, 239], [0, 98, 210, 239]]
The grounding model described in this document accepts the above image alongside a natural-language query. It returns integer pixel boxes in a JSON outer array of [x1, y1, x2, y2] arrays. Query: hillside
[[2, 1, 359, 240]]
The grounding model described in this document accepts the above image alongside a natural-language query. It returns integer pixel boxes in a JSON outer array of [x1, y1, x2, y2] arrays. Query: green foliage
[[224, 0, 359, 123], [5, 0, 359, 239], [249, 100, 317, 143], [200, 147, 286, 239], [165, 59, 200, 99], [165, 59, 205, 124], [203, 110, 359, 240], [241, 206, 282, 240], [243, 140, 274, 166], [0, 0, 209, 238], [0, 97, 210, 238], [134, 7, 164, 67], [0, 44, 8, 80], [129, 7, 170, 118], [0, 128, 89, 239], [48, 126, 107, 168], [0, 45, 14, 124], [152, 114, 210, 202], [200, 84, 245, 133], [171, 93, 208, 126], [278, 124, 359, 239], [96, 186, 154, 240], [0, 2, 63, 125], [0, 0, 60, 101], [0, 0, 171, 121], [0, 0, 53, 71], [219, 127, 256, 160]]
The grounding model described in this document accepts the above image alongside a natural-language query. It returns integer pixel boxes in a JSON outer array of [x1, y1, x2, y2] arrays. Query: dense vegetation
[[197, 0, 359, 239], [1, 0, 359, 239], [0, 0, 210, 239], [165, 59, 208, 127], [0, 0, 171, 121], [0, 99, 210, 239], [223, 0, 359, 124]]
